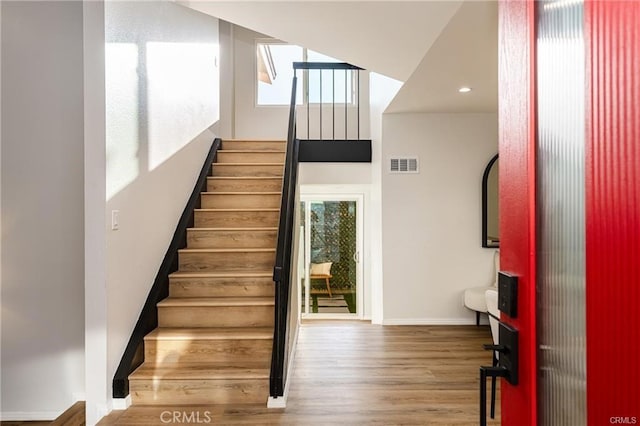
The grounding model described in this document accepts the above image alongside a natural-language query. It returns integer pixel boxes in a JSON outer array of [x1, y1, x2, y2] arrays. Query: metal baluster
[[320, 69, 322, 140], [345, 69, 348, 140], [357, 69, 360, 141], [333, 69, 335, 141], [306, 69, 310, 140]]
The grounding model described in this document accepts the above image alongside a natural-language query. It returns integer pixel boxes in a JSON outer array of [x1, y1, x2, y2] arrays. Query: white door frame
[[299, 185, 366, 319]]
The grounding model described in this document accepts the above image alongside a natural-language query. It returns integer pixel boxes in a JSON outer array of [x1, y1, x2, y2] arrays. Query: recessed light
[[459, 87, 472, 93]]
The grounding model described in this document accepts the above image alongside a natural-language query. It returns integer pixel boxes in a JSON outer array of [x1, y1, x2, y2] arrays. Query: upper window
[[257, 43, 303, 105], [256, 42, 353, 106]]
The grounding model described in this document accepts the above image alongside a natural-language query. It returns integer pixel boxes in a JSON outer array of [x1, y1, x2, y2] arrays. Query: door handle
[[353, 251, 360, 263]]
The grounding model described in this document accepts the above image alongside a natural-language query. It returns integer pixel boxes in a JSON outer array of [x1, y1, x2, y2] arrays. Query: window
[[256, 42, 354, 106], [257, 43, 303, 105]]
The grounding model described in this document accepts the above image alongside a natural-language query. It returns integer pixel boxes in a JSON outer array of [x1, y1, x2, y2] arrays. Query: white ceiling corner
[[179, 0, 463, 82], [385, 1, 498, 113]]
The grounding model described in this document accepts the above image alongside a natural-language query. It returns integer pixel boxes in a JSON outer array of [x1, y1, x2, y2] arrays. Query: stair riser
[[158, 305, 274, 327], [170, 277, 274, 298], [221, 141, 285, 151], [144, 339, 273, 364], [217, 152, 285, 163], [194, 211, 279, 228], [187, 229, 277, 249], [130, 379, 269, 405], [179, 251, 275, 272], [207, 178, 282, 192], [212, 164, 283, 177], [201, 194, 280, 209]]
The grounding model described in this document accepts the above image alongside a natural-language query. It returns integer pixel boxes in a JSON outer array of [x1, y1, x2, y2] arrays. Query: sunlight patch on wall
[[106, 43, 139, 201], [146, 42, 219, 171]]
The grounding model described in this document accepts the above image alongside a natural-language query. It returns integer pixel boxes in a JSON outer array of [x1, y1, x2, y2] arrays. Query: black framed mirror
[[482, 154, 499, 248]]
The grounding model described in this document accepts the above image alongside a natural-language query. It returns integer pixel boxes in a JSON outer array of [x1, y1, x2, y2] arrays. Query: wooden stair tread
[[145, 327, 273, 340], [158, 297, 275, 307], [178, 248, 276, 253], [222, 139, 285, 142], [219, 150, 286, 153], [187, 227, 277, 231], [201, 191, 281, 195], [130, 363, 270, 380], [169, 271, 272, 278], [195, 208, 280, 212], [207, 177, 283, 180], [213, 163, 284, 166]]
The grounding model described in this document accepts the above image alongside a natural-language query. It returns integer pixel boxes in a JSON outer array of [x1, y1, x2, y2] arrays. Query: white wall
[[103, 0, 219, 414], [83, 1, 108, 423], [217, 20, 235, 139], [369, 73, 403, 324], [298, 164, 371, 185], [381, 113, 498, 324], [233, 26, 286, 139], [1, 1, 85, 419]]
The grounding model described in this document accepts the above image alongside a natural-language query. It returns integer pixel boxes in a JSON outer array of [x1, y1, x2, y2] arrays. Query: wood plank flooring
[[99, 323, 500, 425], [0, 401, 85, 426]]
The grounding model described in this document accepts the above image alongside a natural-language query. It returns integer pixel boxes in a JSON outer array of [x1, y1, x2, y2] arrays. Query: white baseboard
[[86, 401, 111, 426], [382, 317, 489, 325], [0, 411, 61, 421], [112, 395, 132, 410], [267, 395, 287, 408], [2, 393, 88, 422], [267, 322, 301, 409]]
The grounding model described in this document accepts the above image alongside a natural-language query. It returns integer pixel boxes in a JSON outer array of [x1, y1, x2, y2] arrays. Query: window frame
[[255, 40, 356, 107]]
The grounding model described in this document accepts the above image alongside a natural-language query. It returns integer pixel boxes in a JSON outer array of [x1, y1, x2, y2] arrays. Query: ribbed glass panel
[[536, 1, 586, 425]]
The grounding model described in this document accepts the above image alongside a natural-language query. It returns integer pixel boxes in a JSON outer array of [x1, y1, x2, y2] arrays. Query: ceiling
[[386, 1, 498, 113], [179, 0, 498, 113]]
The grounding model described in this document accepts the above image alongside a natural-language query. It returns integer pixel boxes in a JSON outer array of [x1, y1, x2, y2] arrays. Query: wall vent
[[389, 157, 419, 173]]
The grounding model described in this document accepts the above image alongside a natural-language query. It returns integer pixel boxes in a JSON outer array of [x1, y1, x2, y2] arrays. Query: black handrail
[[293, 62, 362, 70], [270, 74, 300, 398], [113, 138, 221, 398]]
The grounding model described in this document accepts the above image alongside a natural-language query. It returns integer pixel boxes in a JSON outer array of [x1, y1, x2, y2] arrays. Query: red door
[[499, 0, 640, 424], [498, 1, 537, 425], [585, 1, 640, 423]]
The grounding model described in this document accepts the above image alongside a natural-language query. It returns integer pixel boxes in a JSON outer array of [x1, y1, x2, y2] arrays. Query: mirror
[[482, 154, 499, 248]]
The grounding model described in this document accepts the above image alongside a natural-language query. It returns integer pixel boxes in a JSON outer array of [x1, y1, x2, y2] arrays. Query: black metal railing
[[270, 73, 300, 398], [293, 62, 363, 141]]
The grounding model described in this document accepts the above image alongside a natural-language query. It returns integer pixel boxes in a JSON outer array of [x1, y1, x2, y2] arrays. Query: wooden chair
[[310, 262, 333, 297]]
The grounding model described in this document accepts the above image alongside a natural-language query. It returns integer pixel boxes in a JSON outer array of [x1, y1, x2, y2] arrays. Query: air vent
[[389, 157, 419, 173]]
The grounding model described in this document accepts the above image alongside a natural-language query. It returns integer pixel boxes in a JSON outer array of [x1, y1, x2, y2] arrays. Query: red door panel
[[498, 1, 537, 425], [586, 1, 640, 423]]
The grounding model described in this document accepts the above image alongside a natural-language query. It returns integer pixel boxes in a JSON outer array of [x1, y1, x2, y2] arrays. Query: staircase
[[128, 139, 285, 405]]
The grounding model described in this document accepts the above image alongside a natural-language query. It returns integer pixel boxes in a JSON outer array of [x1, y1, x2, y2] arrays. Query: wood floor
[[0, 401, 85, 426], [100, 322, 500, 425]]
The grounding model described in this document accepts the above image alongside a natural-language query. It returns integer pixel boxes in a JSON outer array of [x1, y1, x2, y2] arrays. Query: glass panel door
[[300, 197, 362, 318]]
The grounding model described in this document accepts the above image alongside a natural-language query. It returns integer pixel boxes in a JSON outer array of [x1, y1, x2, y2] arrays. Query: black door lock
[[498, 272, 518, 318], [479, 322, 519, 426]]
